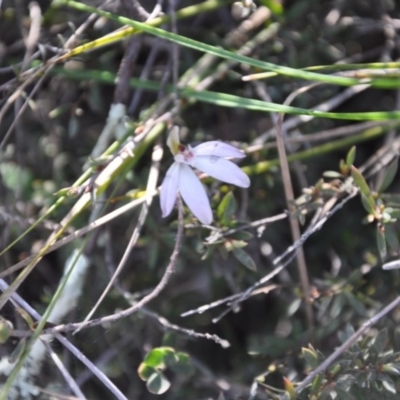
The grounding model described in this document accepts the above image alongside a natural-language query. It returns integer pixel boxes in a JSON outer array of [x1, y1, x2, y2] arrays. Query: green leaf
[[378, 158, 398, 193], [381, 378, 396, 394], [372, 329, 388, 354], [377, 224, 387, 259], [310, 374, 323, 396], [217, 192, 237, 226], [170, 352, 194, 376], [343, 292, 368, 317], [163, 350, 179, 368], [283, 377, 296, 400], [143, 348, 166, 368], [232, 247, 257, 271], [0, 317, 12, 344], [146, 371, 171, 395], [176, 352, 190, 364], [138, 363, 156, 381], [382, 363, 400, 375], [351, 166, 376, 215], [387, 208, 400, 218], [224, 239, 247, 252], [346, 146, 356, 167], [360, 194, 375, 217], [302, 347, 319, 369], [57, 66, 400, 122], [339, 159, 349, 175], [338, 324, 356, 344]]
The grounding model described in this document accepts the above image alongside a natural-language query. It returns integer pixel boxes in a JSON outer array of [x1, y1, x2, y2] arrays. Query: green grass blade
[[55, 0, 400, 88], [56, 68, 400, 121]]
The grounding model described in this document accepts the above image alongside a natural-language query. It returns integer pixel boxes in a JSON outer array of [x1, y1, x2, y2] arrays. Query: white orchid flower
[[160, 129, 250, 225]]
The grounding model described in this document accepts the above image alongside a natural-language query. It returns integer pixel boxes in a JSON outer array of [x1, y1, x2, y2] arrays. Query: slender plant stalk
[[275, 112, 313, 330]]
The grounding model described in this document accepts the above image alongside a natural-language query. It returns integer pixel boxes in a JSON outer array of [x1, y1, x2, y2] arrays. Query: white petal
[[160, 162, 180, 217], [192, 141, 245, 159], [190, 156, 250, 188], [178, 164, 213, 225]]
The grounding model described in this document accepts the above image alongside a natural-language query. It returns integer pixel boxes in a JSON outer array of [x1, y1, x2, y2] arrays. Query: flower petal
[[160, 162, 180, 217], [192, 141, 245, 159], [178, 164, 213, 224], [189, 156, 250, 188]]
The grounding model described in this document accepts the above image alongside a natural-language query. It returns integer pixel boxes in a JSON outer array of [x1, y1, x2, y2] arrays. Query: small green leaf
[[138, 363, 156, 381], [146, 371, 171, 395], [302, 347, 319, 369], [381, 378, 396, 394], [224, 239, 247, 252], [176, 352, 190, 364], [338, 323, 356, 344], [170, 352, 194, 375], [386, 208, 400, 218], [352, 166, 375, 215], [163, 350, 179, 367], [217, 192, 237, 226], [382, 363, 400, 375], [283, 377, 296, 400], [310, 374, 323, 396], [378, 158, 398, 193], [0, 317, 13, 344], [382, 211, 392, 223], [346, 146, 356, 167], [361, 194, 376, 217], [143, 348, 166, 368], [329, 364, 341, 377], [232, 247, 257, 271], [339, 159, 349, 176], [372, 329, 388, 353], [343, 292, 368, 317], [377, 224, 387, 259], [202, 245, 216, 260]]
